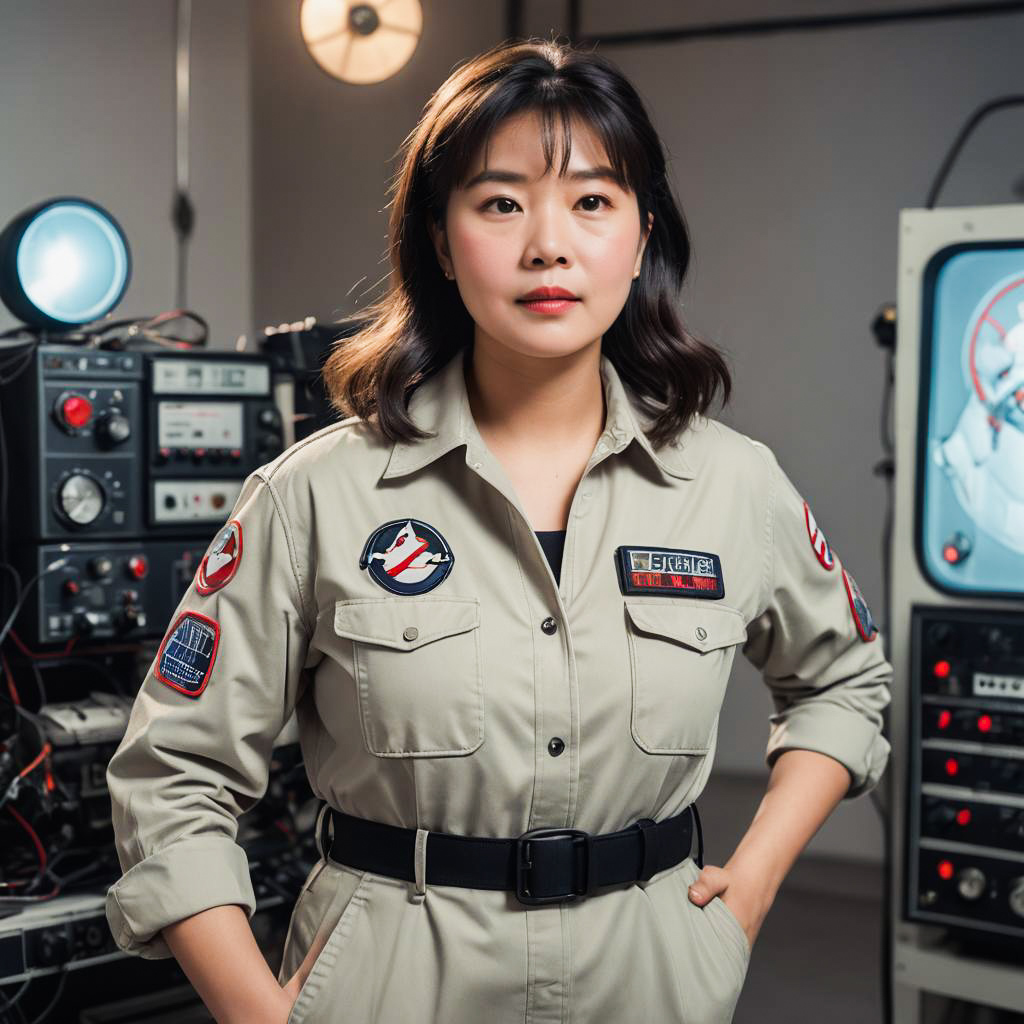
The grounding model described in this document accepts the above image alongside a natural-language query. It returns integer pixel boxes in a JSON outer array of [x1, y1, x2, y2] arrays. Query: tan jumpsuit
[[104, 347, 892, 1024]]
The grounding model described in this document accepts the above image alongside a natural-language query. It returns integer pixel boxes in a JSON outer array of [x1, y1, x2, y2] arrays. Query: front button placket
[[462, 439, 579, 1021], [462, 423, 626, 1024]]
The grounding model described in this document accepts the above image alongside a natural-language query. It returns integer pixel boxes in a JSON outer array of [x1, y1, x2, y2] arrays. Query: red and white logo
[[196, 519, 243, 595], [803, 502, 835, 571]]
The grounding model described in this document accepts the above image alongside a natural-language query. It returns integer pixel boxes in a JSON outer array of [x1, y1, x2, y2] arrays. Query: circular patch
[[842, 568, 878, 643], [803, 501, 835, 571], [196, 519, 243, 595], [359, 518, 454, 596]]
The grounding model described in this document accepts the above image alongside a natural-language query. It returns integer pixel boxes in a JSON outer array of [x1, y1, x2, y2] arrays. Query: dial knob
[[57, 474, 105, 526], [96, 411, 131, 446], [956, 866, 987, 901], [1009, 877, 1024, 918], [88, 556, 113, 578]]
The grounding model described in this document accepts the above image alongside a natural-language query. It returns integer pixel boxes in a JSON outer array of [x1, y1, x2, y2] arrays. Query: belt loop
[[412, 827, 429, 901], [691, 803, 704, 869], [314, 802, 330, 861], [634, 817, 658, 882]]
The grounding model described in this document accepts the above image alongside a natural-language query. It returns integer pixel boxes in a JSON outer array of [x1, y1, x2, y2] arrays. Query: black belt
[[318, 803, 704, 906]]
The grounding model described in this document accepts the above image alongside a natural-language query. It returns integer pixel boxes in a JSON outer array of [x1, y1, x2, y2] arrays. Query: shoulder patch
[[196, 519, 243, 594], [155, 611, 220, 697], [842, 569, 878, 642], [804, 502, 835, 571]]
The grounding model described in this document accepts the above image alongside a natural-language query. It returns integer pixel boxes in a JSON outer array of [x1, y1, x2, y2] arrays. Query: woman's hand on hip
[[686, 862, 774, 950]]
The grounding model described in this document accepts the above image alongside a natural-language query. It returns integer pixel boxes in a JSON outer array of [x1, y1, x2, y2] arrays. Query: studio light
[[0, 196, 131, 332]]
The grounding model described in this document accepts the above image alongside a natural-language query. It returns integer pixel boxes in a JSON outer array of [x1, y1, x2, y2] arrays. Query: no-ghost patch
[[196, 519, 243, 595], [842, 568, 878, 643], [804, 502, 835, 571], [155, 611, 220, 697]]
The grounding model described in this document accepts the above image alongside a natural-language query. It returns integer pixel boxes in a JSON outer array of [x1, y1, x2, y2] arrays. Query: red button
[[62, 395, 93, 428], [127, 555, 148, 579]]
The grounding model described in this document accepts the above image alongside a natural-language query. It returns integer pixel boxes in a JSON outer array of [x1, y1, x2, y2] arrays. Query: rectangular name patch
[[615, 545, 725, 599]]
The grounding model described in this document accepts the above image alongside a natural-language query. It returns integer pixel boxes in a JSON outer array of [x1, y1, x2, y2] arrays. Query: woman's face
[[430, 110, 652, 362]]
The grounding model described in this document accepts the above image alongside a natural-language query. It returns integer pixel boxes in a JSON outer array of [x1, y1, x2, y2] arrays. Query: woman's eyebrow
[[464, 166, 623, 189]]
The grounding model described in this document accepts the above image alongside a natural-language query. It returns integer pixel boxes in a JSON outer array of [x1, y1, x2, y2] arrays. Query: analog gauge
[[57, 473, 105, 525]]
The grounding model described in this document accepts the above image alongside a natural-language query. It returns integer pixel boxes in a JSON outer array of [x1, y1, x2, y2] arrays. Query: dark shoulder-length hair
[[322, 36, 731, 449]]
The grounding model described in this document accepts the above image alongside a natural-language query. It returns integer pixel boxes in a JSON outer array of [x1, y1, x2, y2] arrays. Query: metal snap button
[[548, 737, 565, 756], [541, 617, 558, 635], [695, 626, 707, 642], [403, 626, 419, 641]]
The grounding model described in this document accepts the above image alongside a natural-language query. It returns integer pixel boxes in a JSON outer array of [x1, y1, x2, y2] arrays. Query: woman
[[105, 37, 892, 1024]]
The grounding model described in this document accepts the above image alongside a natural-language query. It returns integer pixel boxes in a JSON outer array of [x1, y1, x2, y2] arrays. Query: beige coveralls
[[105, 347, 892, 1024]]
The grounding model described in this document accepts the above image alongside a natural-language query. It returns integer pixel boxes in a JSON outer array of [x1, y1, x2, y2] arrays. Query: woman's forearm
[[724, 748, 853, 898], [162, 904, 293, 1024]]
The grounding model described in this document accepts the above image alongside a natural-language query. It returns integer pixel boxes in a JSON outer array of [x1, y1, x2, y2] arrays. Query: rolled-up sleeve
[[741, 441, 892, 801], [105, 469, 315, 958]]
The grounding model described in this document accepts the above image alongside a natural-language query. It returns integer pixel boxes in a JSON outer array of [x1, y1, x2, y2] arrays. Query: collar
[[380, 348, 695, 482]]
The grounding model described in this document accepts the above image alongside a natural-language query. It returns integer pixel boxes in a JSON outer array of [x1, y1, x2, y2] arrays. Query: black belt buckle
[[514, 827, 590, 905]]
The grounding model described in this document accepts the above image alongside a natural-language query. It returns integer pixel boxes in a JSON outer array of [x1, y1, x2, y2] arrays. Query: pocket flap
[[334, 597, 480, 651], [624, 600, 747, 653]]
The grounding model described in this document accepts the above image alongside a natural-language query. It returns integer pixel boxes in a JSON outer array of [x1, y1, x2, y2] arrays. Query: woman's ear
[[428, 217, 452, 278], [641, 211, 653, 252], [635, 211, 654, 275]]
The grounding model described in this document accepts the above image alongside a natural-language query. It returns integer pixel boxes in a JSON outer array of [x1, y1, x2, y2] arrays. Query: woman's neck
[[464, 339, 606, 457]]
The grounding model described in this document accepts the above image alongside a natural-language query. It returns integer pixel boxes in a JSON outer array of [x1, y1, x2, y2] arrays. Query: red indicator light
[[937, 710, 951, 729], [933, 660, 951, 679], [127, 555, 148, 580], [943, 546, 959, 563], [956, 809, 971, 826], [938, 860, 954, 880], [945, 758, 959, 776], [977, 714, 992, 733]]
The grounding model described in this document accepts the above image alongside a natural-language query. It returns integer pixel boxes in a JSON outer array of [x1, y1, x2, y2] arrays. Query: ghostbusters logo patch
[[196, 519, 243, 595], [155, 611, 220, 697], [359, 518, 454, 596], [615, 545, 725, 599], [842, 568, 878, 643], [804, 502, 835, 571]]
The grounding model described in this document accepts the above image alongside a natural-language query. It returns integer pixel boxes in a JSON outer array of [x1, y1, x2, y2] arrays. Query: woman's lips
[[517, 298, 580, 314]]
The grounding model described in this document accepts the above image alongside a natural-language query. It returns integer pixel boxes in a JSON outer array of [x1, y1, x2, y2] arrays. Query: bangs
[[430, 88, 646, 217]]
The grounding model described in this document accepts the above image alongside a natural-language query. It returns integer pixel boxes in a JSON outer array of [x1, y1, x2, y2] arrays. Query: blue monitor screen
[[919, 242, 1024, 597]]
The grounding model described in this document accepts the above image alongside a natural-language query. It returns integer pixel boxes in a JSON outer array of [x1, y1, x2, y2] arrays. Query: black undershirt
[[534, 529, 567, 584]]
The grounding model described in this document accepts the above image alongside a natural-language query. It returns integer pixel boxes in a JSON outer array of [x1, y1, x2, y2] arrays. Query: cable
[[925, 96, 1024, 209], [0, 559, 68, 651]]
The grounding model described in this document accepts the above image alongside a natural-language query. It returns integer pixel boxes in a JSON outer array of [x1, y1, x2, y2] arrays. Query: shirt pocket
[[333, 596, 484, 757], [624, 599, 749, 755]]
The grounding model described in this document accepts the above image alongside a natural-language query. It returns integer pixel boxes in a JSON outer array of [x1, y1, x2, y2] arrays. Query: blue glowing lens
[[15, 201, 129, 325]]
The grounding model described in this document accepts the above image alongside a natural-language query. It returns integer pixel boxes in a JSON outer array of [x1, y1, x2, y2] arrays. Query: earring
[[445, 270, 454, 280]]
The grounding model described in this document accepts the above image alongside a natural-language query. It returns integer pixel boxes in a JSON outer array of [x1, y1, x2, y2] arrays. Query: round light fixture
[[0, 197, 131, 331], [299, 0, 423, 84]]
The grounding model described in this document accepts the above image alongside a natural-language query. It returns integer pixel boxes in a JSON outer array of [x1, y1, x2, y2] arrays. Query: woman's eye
[[483, 197, 520, 214], [481, 195, 610, 214]]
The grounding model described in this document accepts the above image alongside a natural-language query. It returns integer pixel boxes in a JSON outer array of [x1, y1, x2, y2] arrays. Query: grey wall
[[0, 0, 251, 344], [249, 0, 504, 331]]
